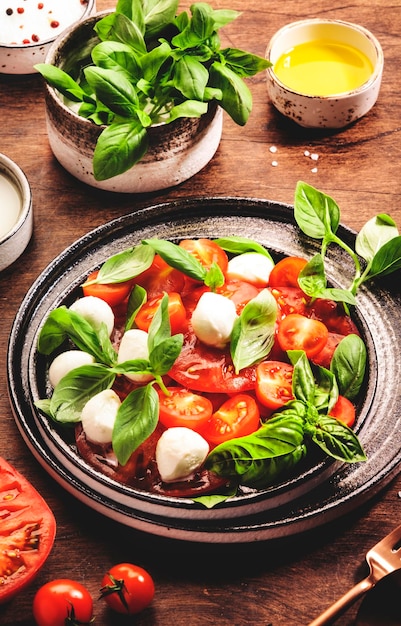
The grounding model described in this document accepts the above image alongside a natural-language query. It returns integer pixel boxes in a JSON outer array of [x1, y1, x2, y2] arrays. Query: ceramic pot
[[42, 11, 223, 193]]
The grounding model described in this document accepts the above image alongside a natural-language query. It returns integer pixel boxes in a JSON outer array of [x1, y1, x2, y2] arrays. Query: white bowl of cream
[[0, 153, 33, 272], [265, 19, 384, 128], [0, 0, 96, 74]]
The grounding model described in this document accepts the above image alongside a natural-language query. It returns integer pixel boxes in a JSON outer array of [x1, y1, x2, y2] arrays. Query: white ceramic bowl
[[0, 153, 33, 272], [0, 0, 96, 75], [265, 19, 384, 128]]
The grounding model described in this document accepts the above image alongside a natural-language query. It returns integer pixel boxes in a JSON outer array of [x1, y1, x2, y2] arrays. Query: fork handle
[[307, 577, 374, 625]]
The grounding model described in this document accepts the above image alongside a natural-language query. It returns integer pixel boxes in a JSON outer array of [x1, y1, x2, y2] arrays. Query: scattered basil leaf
[[294, 180, 340, 239]]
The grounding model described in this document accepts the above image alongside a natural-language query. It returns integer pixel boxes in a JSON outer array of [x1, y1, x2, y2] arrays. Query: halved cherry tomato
[[329, 395, 356, 427], [100, 562, 155, 615], [135, 292, 187, 334], [32, 579, 93, 626], [82, 270, 132, 307], [216, 279, 261, 314], [179, 238, 229, 274], [135, 254, 186, 299], [310, 298, 360, 336], [0, 458, 56, 604], [157, 387, 213, 431], [201, 394, 260, 445], [277, 313, 329, 358], [270, 286, 310, 319], [169, 329, 257, 393], [269, 256, 308, 288], [255, 361, 294, 409], [311, 332, 345, 369]]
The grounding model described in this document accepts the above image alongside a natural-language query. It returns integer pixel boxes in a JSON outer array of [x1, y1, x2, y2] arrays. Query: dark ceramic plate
[[7, 197, 401, 542]]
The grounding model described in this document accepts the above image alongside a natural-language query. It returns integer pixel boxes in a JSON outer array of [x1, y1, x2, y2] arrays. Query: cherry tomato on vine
[[277, 313, 329, 358], [82, 270, 132, 307], [157, 387, 213, 431], [135, 292, 187, 334], [201, 394, 260, 446], [329, 395, 356, 427], [179, 238, 229, 274], [32, 579, 93, 626], [255, 361, 294, 410], [268, 256, 308, 288], [100, 563, 155, 615]]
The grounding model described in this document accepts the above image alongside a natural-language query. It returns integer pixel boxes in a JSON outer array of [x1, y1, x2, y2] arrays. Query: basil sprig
[[295, 181, 401, 299], [35, 0, 271, 181], [206, 343, 367, 489]]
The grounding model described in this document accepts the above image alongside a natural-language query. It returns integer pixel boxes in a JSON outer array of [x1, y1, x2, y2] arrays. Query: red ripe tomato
[[277, 313, 329, 358], [201, 393, 260, 445], [255, 361, 294, 410], [135, 292, 187, 334], [158, 387, 213, 431], [179, 238, 229, 274], [216, 279, 261, 314], [100, 563, 155, 615], [269, 256, 308, 288], [135, 254, 186, 299], [0, 458, 56, 605], [32, 579, 93, 626], [329, 395, 356, 427], [270, 286, 310, 319], [311, 332, 345, 369], [310, 298, 360, 336], [82, 270, 132, 307]]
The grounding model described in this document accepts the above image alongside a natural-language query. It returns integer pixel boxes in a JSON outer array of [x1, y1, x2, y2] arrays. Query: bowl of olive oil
[[265, 19, 383, 128]]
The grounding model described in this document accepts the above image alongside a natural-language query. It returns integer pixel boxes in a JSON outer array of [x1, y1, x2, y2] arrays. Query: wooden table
[[1, 1, 400, 624]]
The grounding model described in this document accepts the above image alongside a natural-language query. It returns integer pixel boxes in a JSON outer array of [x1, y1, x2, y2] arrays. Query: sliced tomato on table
[[201, 394, 260, 446], [255, 361, 294, 410], [82, 270, 132, 307], [329, 395, 356, 428], [277, 313, 329, 358], [179, 238, 229, 274], [0, 458, 56, 604], [135, 292, 187, 334], [268, 256, 308, 288], [157, 387, 213, 431]]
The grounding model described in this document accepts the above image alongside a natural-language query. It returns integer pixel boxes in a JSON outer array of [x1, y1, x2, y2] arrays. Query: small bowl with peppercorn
[[0, 0, 96, 75]]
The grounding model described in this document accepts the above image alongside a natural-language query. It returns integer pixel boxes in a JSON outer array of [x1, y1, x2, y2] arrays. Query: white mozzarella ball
[[156, 427, 209, 483], [191, 291, 237, 348], [226, 252, 274, 287], [117, 328, 153, 383], [81, 389, 121, 445], [69, 296, 114, 336], [48, 350, 95, 387]]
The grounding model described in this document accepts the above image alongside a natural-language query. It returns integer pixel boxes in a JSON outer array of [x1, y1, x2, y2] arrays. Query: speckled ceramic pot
[[42, 11, 223, 193], [0, 0, 96, 75], [0, 153, 33, 272], [265, 19, 384, 129]]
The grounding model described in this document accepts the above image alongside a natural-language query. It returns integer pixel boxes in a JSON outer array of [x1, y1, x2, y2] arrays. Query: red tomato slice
[[277, 313, 329, 358], [0, 458, 56, 604], [311, 332, 346, 369], [309, 298, 360, 336], [329, 395, 356, 427], [255, 361, 294, 409], [157, 387, 213, 431], [135, 292, 187, 335], [216, 279, 261, 314], [135, 254, 186, 299], [269, 256, 308, 288], [82, 270, 132, 307], [201, 394, 260, 445], [179, 238, 229, 273], [169, 330, 257, 393], [270, 286, 310, 319]]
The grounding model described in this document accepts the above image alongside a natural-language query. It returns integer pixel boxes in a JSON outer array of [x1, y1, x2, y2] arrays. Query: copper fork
[[308, 522, 401, 625]]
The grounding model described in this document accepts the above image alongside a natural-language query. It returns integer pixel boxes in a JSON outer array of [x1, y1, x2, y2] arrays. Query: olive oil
[[274, 39, 374, 96]]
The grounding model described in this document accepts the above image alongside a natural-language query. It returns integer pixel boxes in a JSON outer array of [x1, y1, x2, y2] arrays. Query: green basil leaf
[[367, 236, 401, 279], [111, 358, 151, 376], [356, 214, 399, 263], [313, 415, 366, 462], [143, 0, 179, 38], [221, 48, 272, 77], [294, 181, 340, 239], [214, 236, 274, 261], [93, 120, 148, 181], [149, 335, 184, 376], [142, 239, 207, 281], [288, 350, 316, 405], [168, 100, 208, 121], [173, 55, 209, 100], [312, 364, 338, 413], [193, 485, 237, 509], [298, 254, 357, 305], [84, 66, 139, 117], [140, 41, 171, 82], [172, 3, 215, 48], [231, 289, 277, 373], [34, 64, 95, 104], [330, 334, 367, 400], [91, 41, 142, 79], [94, 243, 155, 284], [95, 12, 147, 54], [126, 284, 147, 331], [209, 61, 252, 125], [205, 411, 307, 488], [147, 293, 171, 352], [204, 262, 225, 291], [112, 384, 159, 465], [49, 364, 115, 423]]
